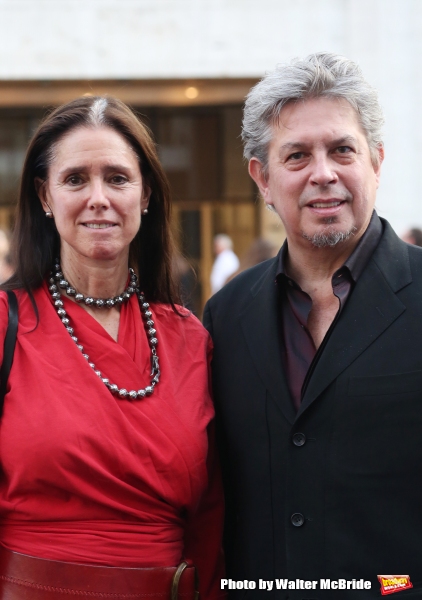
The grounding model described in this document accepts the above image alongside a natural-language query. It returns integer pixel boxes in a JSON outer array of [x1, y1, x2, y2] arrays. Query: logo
[[378, 575, 413, 595]]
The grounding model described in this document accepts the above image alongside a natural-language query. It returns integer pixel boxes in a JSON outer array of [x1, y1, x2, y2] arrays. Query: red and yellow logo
[[378, 575, 413, 595]]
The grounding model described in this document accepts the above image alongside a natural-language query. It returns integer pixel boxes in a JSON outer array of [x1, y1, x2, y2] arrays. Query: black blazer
[[204, 220, 422, 599]]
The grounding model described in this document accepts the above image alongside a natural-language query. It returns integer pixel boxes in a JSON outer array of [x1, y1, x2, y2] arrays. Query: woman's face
[[37, 125, 150, 266]]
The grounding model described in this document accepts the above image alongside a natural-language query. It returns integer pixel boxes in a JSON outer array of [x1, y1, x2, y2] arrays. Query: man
[[210, 234, 240, 294], [204, 53, 422, 598]]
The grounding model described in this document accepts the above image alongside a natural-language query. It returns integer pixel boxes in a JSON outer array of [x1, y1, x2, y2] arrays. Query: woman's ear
[[141, 184, 151, 212], [34, 177, 51, 214]]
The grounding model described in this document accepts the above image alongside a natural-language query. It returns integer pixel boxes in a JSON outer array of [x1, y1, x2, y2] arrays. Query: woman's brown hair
[[4, 96, 180, 307]]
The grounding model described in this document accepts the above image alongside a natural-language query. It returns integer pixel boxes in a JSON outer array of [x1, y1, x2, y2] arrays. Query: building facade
[[0, 0, 421, 310]]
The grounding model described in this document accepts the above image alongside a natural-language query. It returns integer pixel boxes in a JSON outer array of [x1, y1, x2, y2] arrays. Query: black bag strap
[[0, 291, 18, 415]]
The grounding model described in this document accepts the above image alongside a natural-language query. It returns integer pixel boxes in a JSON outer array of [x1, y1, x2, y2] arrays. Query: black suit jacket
[[204, 220, 422, 599]]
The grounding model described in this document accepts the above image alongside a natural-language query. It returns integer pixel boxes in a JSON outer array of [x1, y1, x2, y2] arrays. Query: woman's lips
[[83, 223, 116, 229]]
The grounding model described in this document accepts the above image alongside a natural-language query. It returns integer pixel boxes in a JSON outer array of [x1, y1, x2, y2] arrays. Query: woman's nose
[[87, 181, 111, 209]]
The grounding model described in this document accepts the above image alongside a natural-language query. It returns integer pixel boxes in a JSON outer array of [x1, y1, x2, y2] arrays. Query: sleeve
[[183, 420, 226, 600], [0, 291, 11, 367], [183, 333, 226, 600]]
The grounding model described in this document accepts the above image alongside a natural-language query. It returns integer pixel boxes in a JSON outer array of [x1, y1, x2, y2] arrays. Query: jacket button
[[292, 432, 306, 446], [291, 513, 305, 527]]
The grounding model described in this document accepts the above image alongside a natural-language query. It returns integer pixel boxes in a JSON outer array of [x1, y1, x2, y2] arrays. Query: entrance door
[[173, 201, 259, 314]]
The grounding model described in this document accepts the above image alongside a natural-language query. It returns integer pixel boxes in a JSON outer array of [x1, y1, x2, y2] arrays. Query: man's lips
[[306, 200, 345, 208]]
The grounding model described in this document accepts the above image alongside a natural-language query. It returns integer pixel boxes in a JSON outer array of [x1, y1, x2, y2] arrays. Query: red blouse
[[0, 284, 224, 599]]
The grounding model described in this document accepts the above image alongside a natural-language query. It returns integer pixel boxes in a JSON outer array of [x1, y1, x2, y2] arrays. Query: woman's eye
[[110, 175, 128, 184], [66, 175, 83, 185]]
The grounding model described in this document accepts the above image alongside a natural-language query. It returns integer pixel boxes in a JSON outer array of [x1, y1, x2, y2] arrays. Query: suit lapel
[[240, 259, 297, 425], [299, 222, 411, 417]]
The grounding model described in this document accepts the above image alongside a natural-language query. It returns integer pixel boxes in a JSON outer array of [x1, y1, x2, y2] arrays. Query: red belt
[[0, 545, 199, 600]]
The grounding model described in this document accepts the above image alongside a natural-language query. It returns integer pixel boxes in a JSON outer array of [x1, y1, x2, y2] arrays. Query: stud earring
[[45, 202, 54, 218], [142, 208, 148, 215]]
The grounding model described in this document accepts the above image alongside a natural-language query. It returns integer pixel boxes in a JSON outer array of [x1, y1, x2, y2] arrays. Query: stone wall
[[0, 0, 421, 233]]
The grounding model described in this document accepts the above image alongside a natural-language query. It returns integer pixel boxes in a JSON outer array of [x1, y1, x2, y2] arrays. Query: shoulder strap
[[0, 291, 18, 415]]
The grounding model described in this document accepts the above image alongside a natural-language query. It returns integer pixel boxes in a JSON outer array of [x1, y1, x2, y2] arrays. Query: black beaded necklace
[[48, 260, 160, 399]]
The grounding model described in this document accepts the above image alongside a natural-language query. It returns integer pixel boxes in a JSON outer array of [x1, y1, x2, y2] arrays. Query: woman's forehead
[[49, 126, 140, 171]]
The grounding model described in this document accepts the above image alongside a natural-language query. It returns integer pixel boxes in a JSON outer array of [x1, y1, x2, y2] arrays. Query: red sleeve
[[183, 334, 226, 600], [0, 291, 10, 366], [183, 419, 226, 600]]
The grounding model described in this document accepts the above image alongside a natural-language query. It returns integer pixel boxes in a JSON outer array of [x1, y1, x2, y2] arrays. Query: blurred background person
[[0, 230, 13, 284], [225, 237, 278, 284], [172, 250, 197, 313], [401, 227, 422, 247], [210, 234, 239, 294]]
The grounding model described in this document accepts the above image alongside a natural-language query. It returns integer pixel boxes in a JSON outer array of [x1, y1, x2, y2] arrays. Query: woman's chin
[[63, 247, 129, 266]]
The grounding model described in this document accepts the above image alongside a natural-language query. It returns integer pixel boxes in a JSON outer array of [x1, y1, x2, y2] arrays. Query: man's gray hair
[[242, 52, 384, 171]]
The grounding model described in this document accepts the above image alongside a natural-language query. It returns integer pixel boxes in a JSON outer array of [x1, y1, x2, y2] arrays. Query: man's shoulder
[[373, 219, 422, 287]]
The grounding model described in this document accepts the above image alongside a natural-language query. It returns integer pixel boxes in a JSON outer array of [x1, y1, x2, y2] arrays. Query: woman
[[0, 97, 224, 599]]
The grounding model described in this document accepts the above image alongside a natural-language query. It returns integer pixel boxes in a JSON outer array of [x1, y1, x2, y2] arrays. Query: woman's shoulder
[[151, 303, 209, 340], [0, 290, 21, 341], [0, 286, 46, 330], [0, 290, 9, 321]]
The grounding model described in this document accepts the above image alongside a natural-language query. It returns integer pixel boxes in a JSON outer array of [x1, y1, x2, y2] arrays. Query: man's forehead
[[278, 135, 360, 152], [270, 97, 366, 146]]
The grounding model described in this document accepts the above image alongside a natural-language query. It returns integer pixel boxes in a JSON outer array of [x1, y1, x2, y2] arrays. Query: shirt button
[[291, 513, 305, 527], [292, 432, 306, 447]]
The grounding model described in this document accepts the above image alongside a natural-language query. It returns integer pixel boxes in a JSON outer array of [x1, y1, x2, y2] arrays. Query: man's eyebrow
[[279, 142, 305, 153], [279, 135, 359, 155], [332, 135, 358, 146]]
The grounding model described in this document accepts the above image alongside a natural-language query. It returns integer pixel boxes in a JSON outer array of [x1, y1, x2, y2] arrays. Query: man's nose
[[309, 155, 338, 186], [87, 181, 110, 209]]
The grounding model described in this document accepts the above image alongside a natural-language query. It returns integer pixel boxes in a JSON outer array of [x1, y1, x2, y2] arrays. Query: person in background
[[0, 230, 13, 284], [225, 237, 278, 284], [401, 227, 422, 247], [0, 95, 224, 600], [210, 234, 239, 294], [172, 250, 197, 313]]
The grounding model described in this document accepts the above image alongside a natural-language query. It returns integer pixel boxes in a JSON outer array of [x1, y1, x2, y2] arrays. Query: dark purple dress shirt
[[276, 212, 383, 411]]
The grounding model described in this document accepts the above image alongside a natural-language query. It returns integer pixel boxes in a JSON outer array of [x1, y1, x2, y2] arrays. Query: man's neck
[[285, 234, 361, 294]]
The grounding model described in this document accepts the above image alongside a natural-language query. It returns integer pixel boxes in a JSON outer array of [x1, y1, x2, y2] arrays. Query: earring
[[142, 208, 148, 215], [45, 202, 54, 218]]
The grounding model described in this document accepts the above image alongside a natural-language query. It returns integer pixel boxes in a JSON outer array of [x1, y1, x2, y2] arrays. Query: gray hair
[[242, 52, 384, 171], [46, 97, 109, 167], [88, 97, 108, 126]]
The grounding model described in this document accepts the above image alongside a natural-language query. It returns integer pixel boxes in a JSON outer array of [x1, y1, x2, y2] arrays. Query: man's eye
[[287, 152, 305, 161], [336, 146, 353, 154]]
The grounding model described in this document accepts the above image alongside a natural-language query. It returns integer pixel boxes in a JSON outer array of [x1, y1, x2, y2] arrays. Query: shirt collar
[[276, 211, 383, 283]]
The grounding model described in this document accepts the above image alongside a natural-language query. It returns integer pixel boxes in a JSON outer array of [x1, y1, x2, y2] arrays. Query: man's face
[[249, 97, 383, 249]]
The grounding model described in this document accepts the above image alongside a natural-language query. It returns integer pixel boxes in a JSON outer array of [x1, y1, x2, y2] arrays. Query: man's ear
[[373, 144, 384, 188], [248, 158, 273, 207]]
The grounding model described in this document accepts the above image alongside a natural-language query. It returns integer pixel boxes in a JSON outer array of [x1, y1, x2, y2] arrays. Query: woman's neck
[[59, 252, 130, 300]]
